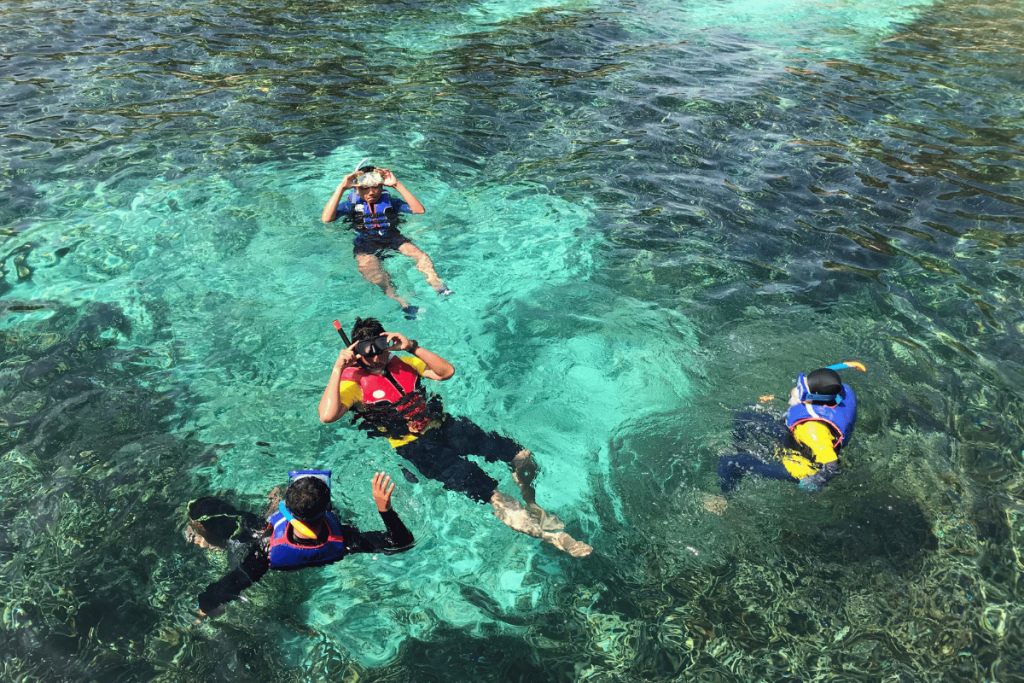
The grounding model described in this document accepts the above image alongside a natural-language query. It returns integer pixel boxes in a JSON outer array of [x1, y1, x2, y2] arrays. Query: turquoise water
[[3, 0, 1024, 680]]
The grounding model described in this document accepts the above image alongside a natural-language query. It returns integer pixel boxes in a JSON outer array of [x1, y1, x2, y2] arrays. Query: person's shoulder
[[336, 200, 356, 213], [340, 365, 365, 381], [389, 194, 412, 212], [338, 369, 365, 405], [396, 354, 427, 374]]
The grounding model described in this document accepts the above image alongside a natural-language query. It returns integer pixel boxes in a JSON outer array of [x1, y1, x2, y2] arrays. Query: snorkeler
[[321, 163, 452, 320], [318, 317, 593, 558], [189, 470, 414, 618], [715, 363, 864, 495]]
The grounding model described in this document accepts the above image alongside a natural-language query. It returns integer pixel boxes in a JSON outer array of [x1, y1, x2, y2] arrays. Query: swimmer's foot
[[437, 286, 454, 298], [511, 450, 538, 487], [526, 502, 565, 531], [702, 493, 728, 516], [541, 531, 593, 558], [491, 493, 591, 557], [491, 492, 544, 537], [401, 467, 420, 484], [402, 305, 419, 320]]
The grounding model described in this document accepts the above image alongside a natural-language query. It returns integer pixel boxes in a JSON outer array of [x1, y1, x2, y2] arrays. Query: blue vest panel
[[786, 383, 857, 448], [267, 511, 347, 570]]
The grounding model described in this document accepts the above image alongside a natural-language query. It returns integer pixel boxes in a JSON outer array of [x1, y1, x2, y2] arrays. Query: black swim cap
[[806, 368, 842, 398]]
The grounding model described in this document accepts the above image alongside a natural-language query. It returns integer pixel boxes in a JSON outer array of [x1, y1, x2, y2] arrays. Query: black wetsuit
[[197, 507, 414, 614]]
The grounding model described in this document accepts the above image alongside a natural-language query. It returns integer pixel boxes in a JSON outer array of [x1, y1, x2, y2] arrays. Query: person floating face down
[[187, 470, 414, 619], [718, 366, 860, 493], [320, 164, 452, 320], [318, 317, 593, 558]]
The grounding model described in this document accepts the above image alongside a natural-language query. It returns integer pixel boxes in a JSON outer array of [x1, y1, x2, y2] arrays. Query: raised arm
[[342, 472, 415, 554], [318, 344, 358, 422], [379, 169, 425, 214], [383, 332, 454, 381], [321, 170, 361, 223]]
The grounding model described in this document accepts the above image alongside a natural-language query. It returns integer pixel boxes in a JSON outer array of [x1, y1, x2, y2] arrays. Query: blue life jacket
[[266, 510, 346, 571], [786, 382, 857, 448], [347, 190, 399, 233]]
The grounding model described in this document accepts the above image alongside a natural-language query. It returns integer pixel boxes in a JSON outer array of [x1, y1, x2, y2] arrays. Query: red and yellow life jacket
[[340, 356, 441, 439]]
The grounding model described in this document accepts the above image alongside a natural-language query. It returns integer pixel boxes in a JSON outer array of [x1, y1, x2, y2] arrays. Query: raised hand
[[334, 342, 359, 370], [372, 472, 396, 512]]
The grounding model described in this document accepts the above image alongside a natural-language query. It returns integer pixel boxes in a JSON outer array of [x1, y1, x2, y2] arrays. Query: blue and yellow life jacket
[[785, 380, 857, 449], [266, 510, 346, 570]]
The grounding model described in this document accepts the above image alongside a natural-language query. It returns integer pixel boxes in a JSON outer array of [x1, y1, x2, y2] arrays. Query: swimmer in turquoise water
[[321, 164, 452, 320], [713, 363, 864, 501], [318, 317, 593, 558], [188, 470, 414, 618]]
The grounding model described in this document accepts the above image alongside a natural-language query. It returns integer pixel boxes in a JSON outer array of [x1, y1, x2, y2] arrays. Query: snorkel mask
[[289, 469, 332, 490], [354, 171, 384, 188], [355, 335, 390, 358], [332, 320, 390, 368], [279, 470, 332, 538]]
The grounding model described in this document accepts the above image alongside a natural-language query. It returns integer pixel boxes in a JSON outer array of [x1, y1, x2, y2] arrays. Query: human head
[[349, 317, 390, 370], [187, 497, 245, 549], [351, 316, 385, 344], [354, 166, 384, 202], [284, 476, 331, 523], [800, 368, 843, 404]]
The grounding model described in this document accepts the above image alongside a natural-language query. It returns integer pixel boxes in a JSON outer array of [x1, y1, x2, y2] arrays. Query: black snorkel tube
[[332, 319, 351, 346]]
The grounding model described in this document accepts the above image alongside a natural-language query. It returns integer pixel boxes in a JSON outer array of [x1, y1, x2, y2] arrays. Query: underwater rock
[[783, 490, 937, 570]]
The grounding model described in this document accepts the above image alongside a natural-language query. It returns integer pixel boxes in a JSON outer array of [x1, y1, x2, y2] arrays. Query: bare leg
[[490, 491, 592, 557], [355, 253, 409, 308], [185, 523, 224, 551], [398, 242, 447, 293], [511, 450, 564, 531]]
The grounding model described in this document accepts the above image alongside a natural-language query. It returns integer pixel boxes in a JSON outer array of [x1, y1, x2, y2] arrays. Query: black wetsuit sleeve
[[340, 509, 415, 555], [197, 538, 271, 614]]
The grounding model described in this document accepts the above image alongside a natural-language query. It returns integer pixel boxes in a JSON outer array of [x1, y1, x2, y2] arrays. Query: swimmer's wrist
[[407, 339, 419, 354]]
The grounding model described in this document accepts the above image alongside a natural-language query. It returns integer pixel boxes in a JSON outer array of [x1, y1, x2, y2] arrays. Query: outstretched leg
[[397, 419, 592, 557], [355, 253, 410, 308], [398, 242, 448, 294], [490, 491, 592, 557]]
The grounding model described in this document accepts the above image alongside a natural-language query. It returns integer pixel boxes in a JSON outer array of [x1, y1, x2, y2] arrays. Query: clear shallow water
[[3, 0, 1024, 681]]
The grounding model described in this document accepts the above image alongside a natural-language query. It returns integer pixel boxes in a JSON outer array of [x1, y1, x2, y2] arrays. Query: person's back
[[716, 363, 864, 494]]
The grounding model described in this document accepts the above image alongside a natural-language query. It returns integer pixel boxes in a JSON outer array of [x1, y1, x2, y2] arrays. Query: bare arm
[[380, 169, 425, 214], [321, 171, 361, 223], [318, 345, 358, 422], [383, 332, 454, 381]]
